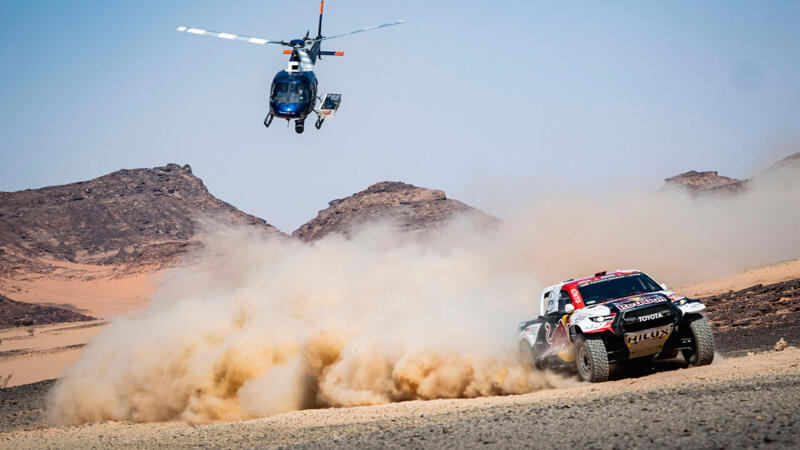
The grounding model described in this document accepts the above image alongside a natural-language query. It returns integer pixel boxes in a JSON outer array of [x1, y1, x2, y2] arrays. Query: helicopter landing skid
[[263, 112, 274, 128]]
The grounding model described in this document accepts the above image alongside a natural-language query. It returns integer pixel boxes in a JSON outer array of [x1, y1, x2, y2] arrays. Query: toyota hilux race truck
[[518, 270, 714, 382]]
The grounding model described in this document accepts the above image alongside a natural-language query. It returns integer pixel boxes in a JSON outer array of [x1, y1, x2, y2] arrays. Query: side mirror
[[564, 304, 574, 314], [659, 283, 668, 291]]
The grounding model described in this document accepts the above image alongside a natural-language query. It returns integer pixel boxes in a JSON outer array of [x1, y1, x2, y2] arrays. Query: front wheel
[[575, 336, 609, 382], [681, 316, 715, 366]]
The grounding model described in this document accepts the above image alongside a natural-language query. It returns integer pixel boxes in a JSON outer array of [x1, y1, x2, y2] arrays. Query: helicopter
[[177, 1, 405, 134]]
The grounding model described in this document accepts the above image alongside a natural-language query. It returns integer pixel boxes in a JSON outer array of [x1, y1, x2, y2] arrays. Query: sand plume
[[48, 174, 800, 424]]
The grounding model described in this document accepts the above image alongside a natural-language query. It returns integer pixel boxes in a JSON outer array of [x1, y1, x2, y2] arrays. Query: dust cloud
[[48, 174, 799, 424], [499, 172, 800, 287], [47, 220, 572, 425]]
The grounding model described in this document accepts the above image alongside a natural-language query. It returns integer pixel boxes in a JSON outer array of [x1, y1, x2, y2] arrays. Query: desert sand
[[2, 347, 798, 448], [0, 258, 157, 318], [0, 259, 797, 392], [0, 321, 106, 388], [0, 260, 797, 447], [679, 258, 800, 297]]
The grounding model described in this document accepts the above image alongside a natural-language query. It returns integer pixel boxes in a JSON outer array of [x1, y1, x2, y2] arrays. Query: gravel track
[[2, 348, 798, 449]]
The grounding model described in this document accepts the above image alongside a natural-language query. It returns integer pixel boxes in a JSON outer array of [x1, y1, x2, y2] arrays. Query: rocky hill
[[662, 170, 746, 194], [0, 164, 281, 277], [293, 181, 498, 242], [763, 152, 800, 173], [754, 152, 800, 187], [0, 294, 95, 329], [663, 152, 799, 194]]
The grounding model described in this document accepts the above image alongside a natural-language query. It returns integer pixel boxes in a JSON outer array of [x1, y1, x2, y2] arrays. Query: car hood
[[603, 292, 671, 312]]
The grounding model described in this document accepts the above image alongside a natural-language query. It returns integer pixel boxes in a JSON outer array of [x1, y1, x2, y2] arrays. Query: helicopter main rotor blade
[[176, 26, 289, 46], [313, 20, 406, 42]]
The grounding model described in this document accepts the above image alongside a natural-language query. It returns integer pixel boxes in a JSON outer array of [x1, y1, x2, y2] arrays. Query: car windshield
[[271, 81, 310, 103], [577, 274, 662, 306]]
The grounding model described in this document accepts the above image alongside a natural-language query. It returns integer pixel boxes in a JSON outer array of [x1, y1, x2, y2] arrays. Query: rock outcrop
[[662, 171, 747, 194], [0, 163, 281, 277], [663, 152, 799, 195], [293, 181, 498, 242]]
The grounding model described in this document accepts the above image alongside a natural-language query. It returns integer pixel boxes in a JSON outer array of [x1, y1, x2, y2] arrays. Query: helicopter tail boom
[[317, 1, 324, 40]]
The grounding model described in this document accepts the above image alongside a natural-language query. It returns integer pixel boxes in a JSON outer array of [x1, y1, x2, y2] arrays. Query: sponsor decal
[[546, 295, 557, 314], [544, 317, 570, 348], [625, 325, 672, 345], [625, 324, 674, 357], [524, 324, 540, 336], [679, 301, 706, 313], [570, 288, 582, 305], [638, 312, 664, 322], [616, 295, 666, 311], [544, 322, 557, 344]]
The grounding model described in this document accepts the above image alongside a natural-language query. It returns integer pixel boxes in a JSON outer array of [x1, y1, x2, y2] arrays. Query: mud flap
[[557, 348, 575, 363]]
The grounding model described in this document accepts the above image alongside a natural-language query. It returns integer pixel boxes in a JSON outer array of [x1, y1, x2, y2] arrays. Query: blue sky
[[2, 1, 799, 232]]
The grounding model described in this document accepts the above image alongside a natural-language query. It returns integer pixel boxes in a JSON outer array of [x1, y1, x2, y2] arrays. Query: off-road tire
[[682, 316, 715, 366], [575, 336, 609, 382]]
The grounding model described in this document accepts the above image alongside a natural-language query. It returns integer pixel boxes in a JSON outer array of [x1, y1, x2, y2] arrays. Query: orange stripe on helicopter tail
[[320, 1, 324, 14], [282, 49, 292, 54], [335, 52, 344, 56]]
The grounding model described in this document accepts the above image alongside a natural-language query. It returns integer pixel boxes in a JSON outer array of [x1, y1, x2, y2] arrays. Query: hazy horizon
[[2, 1, 800, 232]]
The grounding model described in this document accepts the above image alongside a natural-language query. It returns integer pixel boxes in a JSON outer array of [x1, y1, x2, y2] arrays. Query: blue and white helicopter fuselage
[[177, 2, 405, 133]]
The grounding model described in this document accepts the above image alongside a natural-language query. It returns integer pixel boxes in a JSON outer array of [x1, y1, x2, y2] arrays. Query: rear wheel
[[681, 316, 715, 366], [575, 336, 609, 382], [518, 341, 547, 370], [518, 341, 534, 365]]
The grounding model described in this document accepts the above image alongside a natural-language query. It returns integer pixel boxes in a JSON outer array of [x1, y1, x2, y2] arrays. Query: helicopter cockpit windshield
[[271, 81, 310, 104]]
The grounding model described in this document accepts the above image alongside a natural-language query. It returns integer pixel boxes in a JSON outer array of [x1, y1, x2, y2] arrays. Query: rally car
[[518, 270, 714, 382]]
